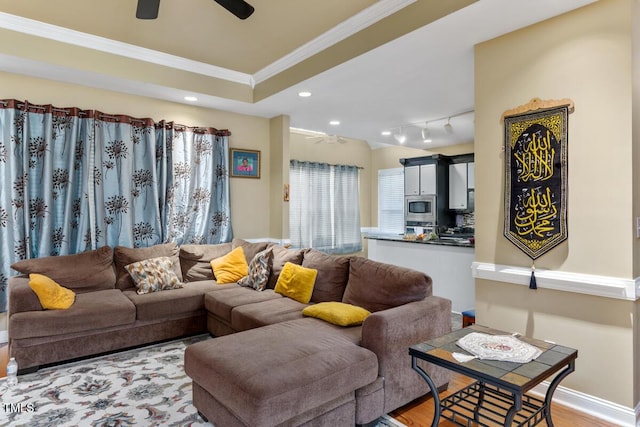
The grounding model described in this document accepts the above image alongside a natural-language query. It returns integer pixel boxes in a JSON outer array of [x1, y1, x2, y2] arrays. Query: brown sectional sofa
[[7, 238, 452, 426]]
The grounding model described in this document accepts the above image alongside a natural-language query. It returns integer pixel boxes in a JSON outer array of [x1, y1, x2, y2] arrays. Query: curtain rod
[[290, 159, 364, 170], [1, 99, 231, 135]]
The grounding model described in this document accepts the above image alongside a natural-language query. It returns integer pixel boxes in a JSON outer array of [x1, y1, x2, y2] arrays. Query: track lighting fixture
[[393, 127, 407, 144], [381, 110, 472, 144], [421, 122, 432, 143], [444, 117, 453, 134]]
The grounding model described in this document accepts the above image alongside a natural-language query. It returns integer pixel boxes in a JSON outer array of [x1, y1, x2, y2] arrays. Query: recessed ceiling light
[[184, 96, 198, 102], [381, 131, 391, 136], [329, 120, 340, 126], [298, 91, 312, 98]]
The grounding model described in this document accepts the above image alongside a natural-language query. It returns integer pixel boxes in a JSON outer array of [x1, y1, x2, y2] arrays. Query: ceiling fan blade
[[136, 0, 160, 19], [213, 0, 255, 20]]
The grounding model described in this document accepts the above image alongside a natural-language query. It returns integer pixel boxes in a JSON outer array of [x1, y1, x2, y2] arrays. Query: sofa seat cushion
[[184, 318, 378, 427], [9, 289, 135, 339], [204, 287, 282, 323], [123, 280, 218, 321], [230, 297, 307, 331]]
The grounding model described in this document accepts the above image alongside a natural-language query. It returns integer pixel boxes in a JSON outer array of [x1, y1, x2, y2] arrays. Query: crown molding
[[0, 12, 254, 87], [253, 0, 416, 84], [471, 262, 640, 301]]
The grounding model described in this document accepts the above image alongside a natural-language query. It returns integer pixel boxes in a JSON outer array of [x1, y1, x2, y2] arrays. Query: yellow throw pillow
[[28, 273, 76, 310], [274, 262, 317, 304], [302, 302, 371, 326], [210, 246, 249, 284]]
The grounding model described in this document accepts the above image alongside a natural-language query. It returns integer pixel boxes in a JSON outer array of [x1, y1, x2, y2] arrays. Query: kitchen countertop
[[364, 233, 474, 248]]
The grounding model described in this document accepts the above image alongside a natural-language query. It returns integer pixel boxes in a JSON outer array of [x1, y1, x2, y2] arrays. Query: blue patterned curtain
[[0, 100, 232, 311], [159, 122, 232, 244]]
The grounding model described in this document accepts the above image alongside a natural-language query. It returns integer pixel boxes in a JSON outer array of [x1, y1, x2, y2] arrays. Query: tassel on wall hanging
[[502, 98, 573, 289]]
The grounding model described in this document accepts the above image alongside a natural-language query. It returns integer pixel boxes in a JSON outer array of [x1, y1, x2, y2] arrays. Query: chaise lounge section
[[185, 244, 452, 426]]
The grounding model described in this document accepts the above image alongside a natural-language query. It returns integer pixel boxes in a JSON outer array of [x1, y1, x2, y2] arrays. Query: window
[[289, 160, 361, 254], [378, 168, 404, 234]]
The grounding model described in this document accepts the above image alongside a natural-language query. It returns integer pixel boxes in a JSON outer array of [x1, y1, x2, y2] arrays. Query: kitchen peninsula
[[368, 153, 475, 313], [365, 233, 474, 313]]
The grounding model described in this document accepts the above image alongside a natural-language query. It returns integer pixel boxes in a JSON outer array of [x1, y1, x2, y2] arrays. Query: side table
[[409, 324, 578, 427]]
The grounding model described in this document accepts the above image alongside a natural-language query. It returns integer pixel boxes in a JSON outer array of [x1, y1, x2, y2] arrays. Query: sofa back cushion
[[232, 238, 270, 264], [180, 243, 232, 282], [11, 246, 116, 293], [342, 257, 432, 313], [114, 242, 182, 290], [302, 249, 350, 303], [267, 245, 304, 289]]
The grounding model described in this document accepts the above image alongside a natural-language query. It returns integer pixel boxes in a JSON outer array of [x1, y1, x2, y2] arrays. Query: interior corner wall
[[0, 71, 272, 240], [269, 116, 289, 241], [475, 0, 635, 410], [632, 0, 640, 408]]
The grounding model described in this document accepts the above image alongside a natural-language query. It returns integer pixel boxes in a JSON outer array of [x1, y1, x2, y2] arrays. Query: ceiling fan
[[136, 0, 255, 20], [306, 135, 348, 145]]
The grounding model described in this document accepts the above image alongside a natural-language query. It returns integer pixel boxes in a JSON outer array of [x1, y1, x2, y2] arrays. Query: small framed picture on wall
[[230, 148, 260, 178]]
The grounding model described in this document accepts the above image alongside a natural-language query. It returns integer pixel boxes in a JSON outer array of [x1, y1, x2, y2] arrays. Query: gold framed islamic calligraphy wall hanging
[[502, 98, 574, 289]]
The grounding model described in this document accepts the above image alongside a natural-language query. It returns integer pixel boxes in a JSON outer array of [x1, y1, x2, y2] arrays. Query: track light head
[[393, 128, 406, 144], [421, 123, 432, 143], [444, 117, 453, 134]]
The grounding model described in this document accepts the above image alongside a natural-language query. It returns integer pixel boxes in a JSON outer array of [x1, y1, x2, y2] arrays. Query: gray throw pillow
[[237, 247, 273, 291]]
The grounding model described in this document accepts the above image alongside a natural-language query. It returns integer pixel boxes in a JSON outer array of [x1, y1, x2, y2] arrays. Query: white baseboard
[[0, 330, 7, 344], [531, 381, 636, 426]]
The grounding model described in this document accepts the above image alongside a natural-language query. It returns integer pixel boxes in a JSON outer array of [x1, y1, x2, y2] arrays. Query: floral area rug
[[0, 335, 406, 427]]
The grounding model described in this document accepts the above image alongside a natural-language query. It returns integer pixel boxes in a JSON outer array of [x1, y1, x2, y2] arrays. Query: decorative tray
[[456, 332, 542, 363]]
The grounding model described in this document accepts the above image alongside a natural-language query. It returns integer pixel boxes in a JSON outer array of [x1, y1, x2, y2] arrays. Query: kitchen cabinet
[[405, 164, 437, 195], [419, 164, 436, 195], [449, 163, 468, 209], [404, 165, 420, 195], [467, 162, 474, 189]]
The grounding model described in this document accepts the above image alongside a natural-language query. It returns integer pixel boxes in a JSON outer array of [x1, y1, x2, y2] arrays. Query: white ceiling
[[0, 0, 597, 150]]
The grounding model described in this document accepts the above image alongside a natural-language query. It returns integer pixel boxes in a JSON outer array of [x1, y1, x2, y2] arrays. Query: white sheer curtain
[[377, 167, 404, 234], [289, 160, 361, 254]]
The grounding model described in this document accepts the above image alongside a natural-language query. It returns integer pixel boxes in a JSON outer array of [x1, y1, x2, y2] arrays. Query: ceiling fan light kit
[[136, 0, 254, 20]]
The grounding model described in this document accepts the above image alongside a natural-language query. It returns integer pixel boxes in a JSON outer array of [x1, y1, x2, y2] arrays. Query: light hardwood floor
[[391, 372, 620, 427], [0, 344, 618, 426]]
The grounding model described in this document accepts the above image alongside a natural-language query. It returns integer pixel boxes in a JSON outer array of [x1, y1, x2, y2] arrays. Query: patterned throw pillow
[[125, 256, 184, 295], [237, 247, 273, 291]]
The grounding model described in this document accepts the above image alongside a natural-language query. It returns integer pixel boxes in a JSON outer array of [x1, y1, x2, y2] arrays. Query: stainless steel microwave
[[405, 195, 436, 223]]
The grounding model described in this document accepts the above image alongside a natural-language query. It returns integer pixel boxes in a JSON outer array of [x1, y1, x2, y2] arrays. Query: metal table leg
[[543, 361, 575, 427], [411, 356, 440, 427]]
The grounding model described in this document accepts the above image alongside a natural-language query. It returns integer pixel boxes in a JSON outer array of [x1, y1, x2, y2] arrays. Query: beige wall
[[269, 116, 290, 241], [0, 71, 272, 240], [475, 0, 637, 407]]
